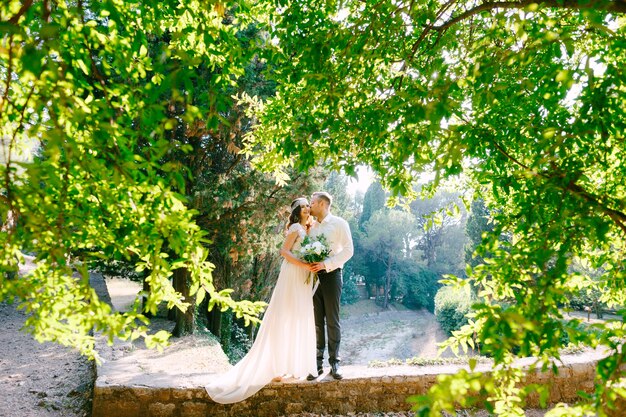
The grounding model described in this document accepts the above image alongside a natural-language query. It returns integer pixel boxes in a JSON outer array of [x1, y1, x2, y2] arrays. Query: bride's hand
[[310, 262, 326, 273]]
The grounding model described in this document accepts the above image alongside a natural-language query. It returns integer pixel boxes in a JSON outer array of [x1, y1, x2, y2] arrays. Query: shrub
[[566, 287, 606, 318], [400, 265, 440, 312], [434, 285, 473, 335], [225, 320, 252, 363], [341, 274, 362, 305]]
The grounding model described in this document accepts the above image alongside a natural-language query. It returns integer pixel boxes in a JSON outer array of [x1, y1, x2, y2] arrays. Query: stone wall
[[91, 273, 621, 417], [92, 359, 606, 417]]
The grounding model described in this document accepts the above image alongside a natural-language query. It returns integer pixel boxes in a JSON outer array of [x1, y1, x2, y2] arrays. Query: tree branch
[[433, 1, 626, 33], [394, 0, 456, 89], [0, 35, 14, 119], [402, 0, 626, 77], [6, 0, 34, 24], [492, 139, 626, 234], [492, 140, 531, 172], [4, 83, 37, 218], [42, 0, 51, 23], [565, 180, 626, 235], [76, 0, 112, 111]]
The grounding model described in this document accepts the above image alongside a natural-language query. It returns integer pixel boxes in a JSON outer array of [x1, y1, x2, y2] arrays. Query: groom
[[307, 191, 354, 380]]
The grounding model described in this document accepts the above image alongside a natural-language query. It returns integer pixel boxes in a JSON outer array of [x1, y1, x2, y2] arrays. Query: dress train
[[205, 255, 316, 404]]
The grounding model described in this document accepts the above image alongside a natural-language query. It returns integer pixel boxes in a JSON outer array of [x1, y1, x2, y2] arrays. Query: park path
[[341, 305, 456, 365], [0, 256, 92, 417]]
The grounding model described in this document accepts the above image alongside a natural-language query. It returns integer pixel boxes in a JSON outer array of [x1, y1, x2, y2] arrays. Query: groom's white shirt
[[311, 213, 354, 272]]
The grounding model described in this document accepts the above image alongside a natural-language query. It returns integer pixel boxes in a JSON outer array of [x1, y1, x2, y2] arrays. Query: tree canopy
[[0, 0, 267, 357], [246, 1, 626, 415], [3, 0, 626, 415]]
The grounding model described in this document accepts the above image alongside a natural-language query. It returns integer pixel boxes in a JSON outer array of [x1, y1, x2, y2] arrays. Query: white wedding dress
[[205, 223, 317, 404]]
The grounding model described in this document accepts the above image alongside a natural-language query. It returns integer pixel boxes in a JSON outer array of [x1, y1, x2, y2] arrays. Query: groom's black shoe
[[307, 368, 323, 381], [330, 363, 343, 380]]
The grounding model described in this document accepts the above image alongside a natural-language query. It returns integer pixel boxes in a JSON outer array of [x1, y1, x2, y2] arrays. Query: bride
[[205, 197, 317, 404]]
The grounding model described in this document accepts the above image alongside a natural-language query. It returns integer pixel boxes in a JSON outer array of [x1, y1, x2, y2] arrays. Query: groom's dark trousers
[[313, 268, 342, 367]]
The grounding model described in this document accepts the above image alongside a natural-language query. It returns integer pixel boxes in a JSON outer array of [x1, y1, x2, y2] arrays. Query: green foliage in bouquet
[[297, 235, 331, 264]]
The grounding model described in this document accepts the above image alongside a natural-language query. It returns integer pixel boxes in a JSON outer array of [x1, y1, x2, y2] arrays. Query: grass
[[341, 299, 408, 319], [559, 343, 588, 355], [366, 345, 589, 368], [368, 355, 491, 368]]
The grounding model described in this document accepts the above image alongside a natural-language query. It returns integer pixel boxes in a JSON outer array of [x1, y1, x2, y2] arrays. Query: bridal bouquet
[[298, 234, 331, 286]]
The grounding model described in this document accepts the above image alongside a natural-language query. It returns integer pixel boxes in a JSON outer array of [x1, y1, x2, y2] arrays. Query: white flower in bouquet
[[298, 234, 331, 263], [297, 234, 331, 287], [312, 241, 324, 255]]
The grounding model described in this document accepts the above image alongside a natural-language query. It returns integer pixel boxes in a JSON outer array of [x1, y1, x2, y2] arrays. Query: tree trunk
[[172, 267, 195, 337], [205, 252, 232, 341], [248, 322, 257, 342], [206, 307, 222, 338], [141, 270, 153, 318], [220, 312, 232, 357], [383, 256, 393, 309], [594, 299, 603, 319], [167, 304, 177, 321], [426, 233, 436, 269], [1, 209, 18, 280], [424, 228, 442, 269]]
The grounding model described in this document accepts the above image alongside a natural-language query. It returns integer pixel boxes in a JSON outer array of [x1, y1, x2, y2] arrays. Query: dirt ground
[[0, 256, 94, 417], [341, 300, 461, 365], [104, 278, 457, 367], [0, 305, 93, 417]]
